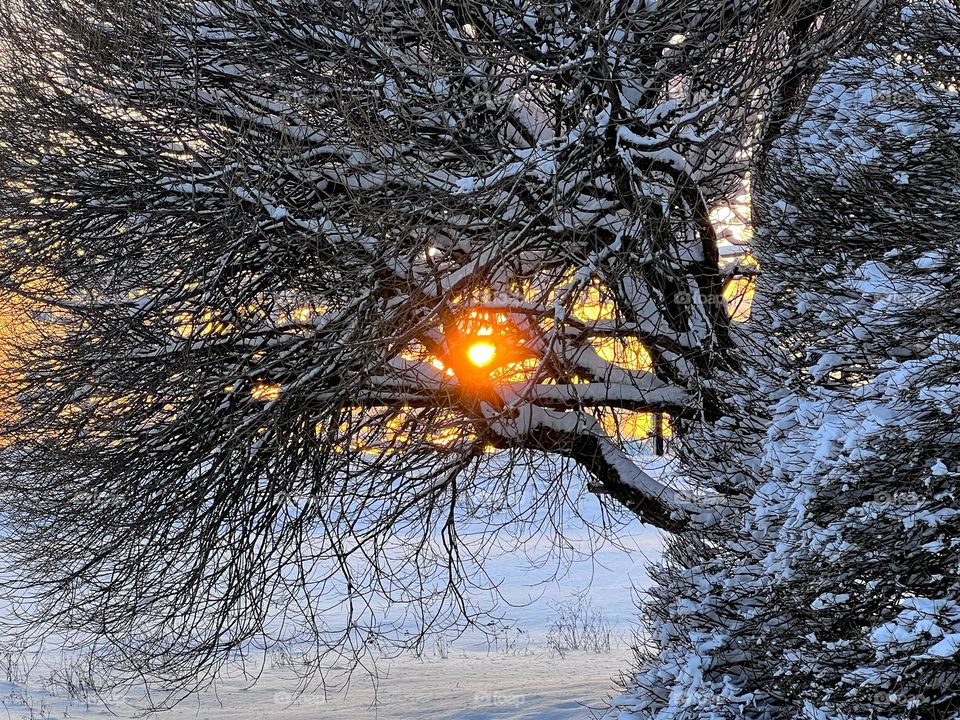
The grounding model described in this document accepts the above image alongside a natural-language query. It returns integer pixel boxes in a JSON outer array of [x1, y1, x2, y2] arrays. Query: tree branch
[[481, 405, 690, 532]]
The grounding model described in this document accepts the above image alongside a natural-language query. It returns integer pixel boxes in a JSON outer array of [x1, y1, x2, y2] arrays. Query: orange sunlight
[[466, 340, 497, 368]]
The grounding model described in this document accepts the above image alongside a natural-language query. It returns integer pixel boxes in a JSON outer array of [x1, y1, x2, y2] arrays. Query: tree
[[617, 2, 960, 718], [0, 0, 870, 702]]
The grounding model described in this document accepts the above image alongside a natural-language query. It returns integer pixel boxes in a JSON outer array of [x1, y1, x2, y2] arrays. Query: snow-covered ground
[[0, 525, 660, 720], [2, 648, 634, 720], [0, 464, 668, 720], [197, 649, 634, 720]]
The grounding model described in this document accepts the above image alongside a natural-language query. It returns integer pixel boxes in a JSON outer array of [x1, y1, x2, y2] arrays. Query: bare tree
[[0, 0, 871, 703]]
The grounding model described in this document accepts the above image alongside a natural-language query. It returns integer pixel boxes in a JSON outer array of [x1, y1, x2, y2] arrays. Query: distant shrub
[[546, 599, 612, 656]]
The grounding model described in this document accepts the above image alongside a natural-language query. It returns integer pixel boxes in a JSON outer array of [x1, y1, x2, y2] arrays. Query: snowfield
[[1, 649, 632, 720], [0, 511, 663, 720]]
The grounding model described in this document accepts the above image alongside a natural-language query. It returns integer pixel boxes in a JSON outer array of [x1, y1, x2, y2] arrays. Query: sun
[[466, 340, 497, 368]]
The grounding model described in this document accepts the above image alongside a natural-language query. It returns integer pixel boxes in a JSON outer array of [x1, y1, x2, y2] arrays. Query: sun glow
[[466, 340, 497, 368]]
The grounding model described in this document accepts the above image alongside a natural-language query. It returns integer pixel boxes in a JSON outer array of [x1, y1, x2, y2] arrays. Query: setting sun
[[466, 340, 497, 368]]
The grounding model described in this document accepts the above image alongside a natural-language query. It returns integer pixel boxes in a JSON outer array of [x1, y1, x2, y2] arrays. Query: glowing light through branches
[[466, 340, 497, 368]]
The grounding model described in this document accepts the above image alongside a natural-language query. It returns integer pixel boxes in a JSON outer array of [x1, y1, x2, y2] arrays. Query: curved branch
[[481, 405, 690, 532]]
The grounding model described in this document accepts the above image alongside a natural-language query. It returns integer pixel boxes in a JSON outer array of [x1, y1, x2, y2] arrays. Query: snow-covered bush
[[616, 3, 960, 718]]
